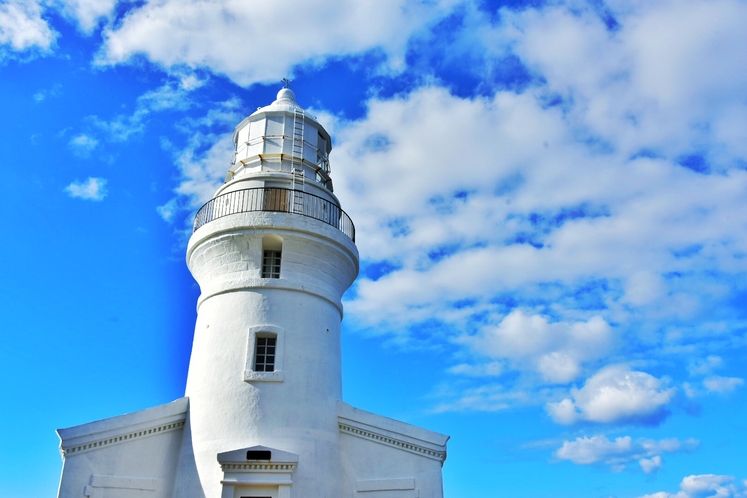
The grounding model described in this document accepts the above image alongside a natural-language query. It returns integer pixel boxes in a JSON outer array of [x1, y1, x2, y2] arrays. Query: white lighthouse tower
[[56, 88, 449, 498]]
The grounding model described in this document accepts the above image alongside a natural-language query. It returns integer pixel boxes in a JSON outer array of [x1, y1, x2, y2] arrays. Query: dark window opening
[[246, 450, 272, 460], [262, 250, 281, 278], [254, 337, 276, 372]]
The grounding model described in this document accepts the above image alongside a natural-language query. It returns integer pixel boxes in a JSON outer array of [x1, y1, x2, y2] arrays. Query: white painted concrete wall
[[57, 399, 187, 498], [339, 402, 448, 498], [176, 212, 359, 498]]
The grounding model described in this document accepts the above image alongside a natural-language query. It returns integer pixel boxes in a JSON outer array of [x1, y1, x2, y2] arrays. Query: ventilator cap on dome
[[275, 87, 296, 102]]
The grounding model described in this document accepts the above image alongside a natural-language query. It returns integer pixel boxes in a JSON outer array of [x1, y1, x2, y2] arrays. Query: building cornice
[[62, 419, 186, 457], [220, 462, 297, 473], [58, 398, 188, 457], [339, 421, 447, 463]]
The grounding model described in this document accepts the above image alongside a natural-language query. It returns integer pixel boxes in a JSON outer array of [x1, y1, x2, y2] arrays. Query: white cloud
[[68, 133, 99, 156], [91, 75, 207, 142], [555, 435, 696, 473], [66, 76, 207, 171], [97, 0, 461, 85], [447, 362, 504, 377], [57, 0, 119, 33], [703, 376, 744, 394], [556, 435, 633, 465], [497, 0, 747, 162], [432, 384, 532, 413], [333, 83, 747, 340], [156, 98, 244, 225], [689, 355, 723, 376], [149, 0, 747, 411], [546, 364, 675, 424], [0, 0, 56, 56], [462, 310, 612, 383], [640, 474, 746, 498], [32, 83, 62, 103], [65, 177, 108, 201], [623, 271, 668, 307], [639, 455, 662, 474], [156, 198, 178, 223]]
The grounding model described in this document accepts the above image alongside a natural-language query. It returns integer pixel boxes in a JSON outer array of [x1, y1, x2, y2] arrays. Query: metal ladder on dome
[[290, 108, 305, 214]]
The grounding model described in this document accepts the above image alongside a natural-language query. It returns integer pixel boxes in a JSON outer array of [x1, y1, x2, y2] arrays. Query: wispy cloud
[[90, 74, 207, 143], [156, 98, 243, 225], [32, 83, 62, 103], [555, 435, 698, 473], [64, 177, 108, 201], [640, 474, 746, 498], [432, 384, 534, 413], [68, 133, 99, 157], [702, 376, 744, 394]]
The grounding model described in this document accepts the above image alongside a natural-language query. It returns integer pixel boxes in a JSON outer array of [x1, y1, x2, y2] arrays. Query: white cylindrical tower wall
[[174, 89, 359, 498]]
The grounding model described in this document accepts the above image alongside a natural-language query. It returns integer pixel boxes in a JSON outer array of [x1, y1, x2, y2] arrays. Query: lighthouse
[[56, 88, 449, 498]]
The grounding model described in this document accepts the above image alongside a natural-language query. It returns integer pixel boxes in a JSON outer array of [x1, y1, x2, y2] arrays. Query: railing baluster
[[193, 187, 355, 242]]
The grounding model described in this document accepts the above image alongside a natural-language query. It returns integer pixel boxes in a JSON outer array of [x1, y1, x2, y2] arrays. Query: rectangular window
[[262, 250, 281, 278], [254, 337, 277, 372]]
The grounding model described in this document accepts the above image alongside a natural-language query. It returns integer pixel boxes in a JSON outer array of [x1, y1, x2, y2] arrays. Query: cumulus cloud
[[147, 0, 747, 412], [65, 177, 108, 201], [546, 365, 675, 425], [555, 435, 697, 473], [334, 80, 747, 336], [57, 0, 119, 33], [0, 0, 56, 56], [639, 455, 662, 475], [497, 0, 747, 162], [461, 310, 612, 383], [97, 0, 461, 85], [640, 474, 746, 498]]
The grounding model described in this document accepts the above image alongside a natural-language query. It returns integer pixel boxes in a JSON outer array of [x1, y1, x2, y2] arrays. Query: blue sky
[[2, 0, 747, 496]]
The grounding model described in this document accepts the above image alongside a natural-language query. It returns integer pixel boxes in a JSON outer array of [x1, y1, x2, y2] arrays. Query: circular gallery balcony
[[193, 187, 356, 242]]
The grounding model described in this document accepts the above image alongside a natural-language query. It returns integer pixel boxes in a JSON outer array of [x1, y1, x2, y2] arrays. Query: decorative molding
[[339, 422, 447, 463], [220, 463, 297, 472], [62, 420, 185, 456]]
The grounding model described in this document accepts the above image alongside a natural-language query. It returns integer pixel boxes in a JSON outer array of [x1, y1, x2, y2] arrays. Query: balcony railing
[[193, 187, 355, 242]]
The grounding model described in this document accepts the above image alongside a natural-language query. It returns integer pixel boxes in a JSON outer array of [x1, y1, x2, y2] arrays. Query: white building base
[[57, 399, 448, 498]]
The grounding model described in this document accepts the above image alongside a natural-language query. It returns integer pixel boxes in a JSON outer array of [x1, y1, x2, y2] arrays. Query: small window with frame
[[262, 250, 281, 278], [245, 325, 284, 382], [261, 235, 282, 279]]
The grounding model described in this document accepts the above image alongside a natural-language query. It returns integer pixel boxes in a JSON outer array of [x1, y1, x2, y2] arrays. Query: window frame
[[253, 335, 277, 372], [261, 250, 282, 278], [244, 325, 284, 382]]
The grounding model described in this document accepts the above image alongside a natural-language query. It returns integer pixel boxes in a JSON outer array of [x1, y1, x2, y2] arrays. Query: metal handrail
[[193, 187, 355, 242]]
